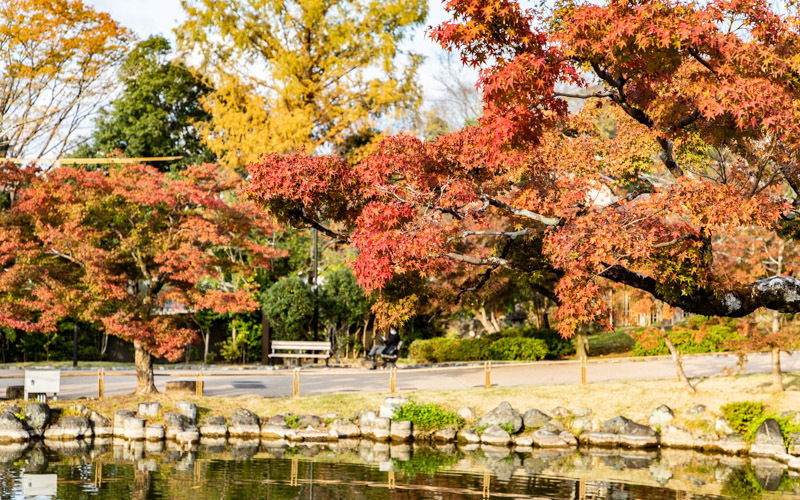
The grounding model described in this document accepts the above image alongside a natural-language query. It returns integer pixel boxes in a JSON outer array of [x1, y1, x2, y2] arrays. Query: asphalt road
[[1, 351, 797, 400]]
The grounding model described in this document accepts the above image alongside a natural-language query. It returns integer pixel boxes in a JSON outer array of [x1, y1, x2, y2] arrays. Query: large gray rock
[[687, 404, 707, 415], [358, 410, 377, 435], [145, 424, 165, 441], [297, 415, 322, 428], [390, 420, 413, 442], [708, 434, 750, 455], [715, 417, 735, 436], [522, 409, 551, 429], [477, 402, 523, 434], [433, 426, 457, 443], [596, 415, 658, 447], [266, 415, 287, 426], [23, 403, 50, 436], [123, 417, 146, 440], [138, 402, 161, 418], [89, 411, 112, 437], [750, 419, 786, 457], [659, 425, 695, 448], [176, 402, 197, 425], [163, 413, 185, 440], [372, 417, 391, 441], [260, 424, 291, 439], [457, 428, 481, 443], [0, 413, 29, 442], [229, 408, 260, 437], [648, 405, 674, 428], [601, 416, 633, 434], [199, 416, 227, 437], [330, 419, 360, 438], [457, 407, 475, 421], [480, 425, 512, 446], [113, 410, 136, 436], [44, 416, 92, 441]]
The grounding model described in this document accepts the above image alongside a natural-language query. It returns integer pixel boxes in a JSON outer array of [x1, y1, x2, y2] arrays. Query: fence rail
[[0, 349, 772, 400]]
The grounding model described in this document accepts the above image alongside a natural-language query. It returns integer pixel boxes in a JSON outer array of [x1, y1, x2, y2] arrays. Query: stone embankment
[[2, 398, 800, 471]]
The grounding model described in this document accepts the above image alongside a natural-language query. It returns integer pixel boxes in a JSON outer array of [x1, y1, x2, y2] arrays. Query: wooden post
[[579, 479, 586, 500], [196, 372, 203, 397], [484, 361, 491, 389], [390, 366, 397, 393], [581, 357, 587, 385], [388, 470, 396, 489], [482, 471, 490, 499], [98, 369, 104, 399], [293, 368, 300, 398], [290, 457, 299, 486], [94, 462, 103, 488]]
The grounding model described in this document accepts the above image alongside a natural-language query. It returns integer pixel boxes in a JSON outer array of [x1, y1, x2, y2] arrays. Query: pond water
[[0, 439, 798, 499]]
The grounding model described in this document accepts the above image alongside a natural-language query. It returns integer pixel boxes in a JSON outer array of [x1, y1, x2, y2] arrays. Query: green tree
[[262, 276, 317, 341], [77, 35, 214, 170], [177, 0, 426, 171], [321, 267, 372, 357]]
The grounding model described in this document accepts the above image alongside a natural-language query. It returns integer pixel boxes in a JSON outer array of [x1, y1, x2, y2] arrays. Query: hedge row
[[408, 336, 548, 363], [632, 317, 741, 356]]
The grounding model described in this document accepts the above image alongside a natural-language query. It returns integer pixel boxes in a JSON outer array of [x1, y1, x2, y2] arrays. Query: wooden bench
[[269, 341, 332, 366]]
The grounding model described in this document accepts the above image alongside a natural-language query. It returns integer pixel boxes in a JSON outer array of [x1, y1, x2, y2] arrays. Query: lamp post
[[311, 228, 319, 339]]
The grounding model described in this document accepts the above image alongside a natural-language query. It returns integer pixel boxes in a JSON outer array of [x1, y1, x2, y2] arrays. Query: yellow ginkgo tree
[[177, 0, 427, 170]]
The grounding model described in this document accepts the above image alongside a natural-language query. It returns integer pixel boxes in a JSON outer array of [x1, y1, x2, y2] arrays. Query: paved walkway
[[1, 351, 797, 399]]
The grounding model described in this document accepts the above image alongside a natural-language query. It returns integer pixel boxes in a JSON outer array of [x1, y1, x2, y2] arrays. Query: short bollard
[[388, 470, 396, 489], [482, 471, 490, 498], [484, 361, 491, 389], [97, 369, 105, 399], [390, 367, 397, 393], [196, 372, 203, 397], [292, 369, 300, 398], [580, 357, 587, 385]]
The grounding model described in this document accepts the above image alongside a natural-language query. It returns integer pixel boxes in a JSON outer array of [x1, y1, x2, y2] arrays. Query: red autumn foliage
[[248, 0, 800, 337], [0, 162, 280, 390]]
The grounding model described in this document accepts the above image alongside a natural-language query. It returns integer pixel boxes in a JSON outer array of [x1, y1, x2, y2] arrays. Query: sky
[[86, 0, 468, 104]]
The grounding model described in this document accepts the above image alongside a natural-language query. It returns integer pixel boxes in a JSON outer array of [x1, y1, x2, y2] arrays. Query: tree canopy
[[0, 0, 132, 158], [77, 35, 214, 170], [247, 0, 800, 337], [177, 0, 427, 170], [0, 162, 279, 392]]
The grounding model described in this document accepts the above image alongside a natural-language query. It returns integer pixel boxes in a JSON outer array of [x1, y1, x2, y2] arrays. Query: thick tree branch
[[482, 196, 561, 226], [600, 264, 800, 316]]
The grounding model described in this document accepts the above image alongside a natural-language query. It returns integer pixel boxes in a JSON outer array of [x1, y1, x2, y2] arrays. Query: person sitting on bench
[[365, 328, 401, 369]]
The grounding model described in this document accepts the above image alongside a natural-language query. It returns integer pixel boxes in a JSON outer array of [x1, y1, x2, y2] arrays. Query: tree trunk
[[771, 310, 784, 392], [476, 306, 501, 334], [261, 309, 271, 365], [663, 332, 696, 393], [134, 341, 157, 395], [575, 331, 589, 359], [202, 330, 210, 364]]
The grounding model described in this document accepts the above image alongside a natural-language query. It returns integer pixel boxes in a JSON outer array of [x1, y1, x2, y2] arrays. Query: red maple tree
[[248, 0, 800, 340], [0, 162, 279, 393]]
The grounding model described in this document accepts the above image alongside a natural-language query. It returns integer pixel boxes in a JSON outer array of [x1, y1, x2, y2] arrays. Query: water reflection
[[0, 440, 798, 499]]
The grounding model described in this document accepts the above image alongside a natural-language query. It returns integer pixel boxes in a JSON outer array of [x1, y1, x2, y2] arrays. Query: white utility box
[[24, 369, 60, 401]]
